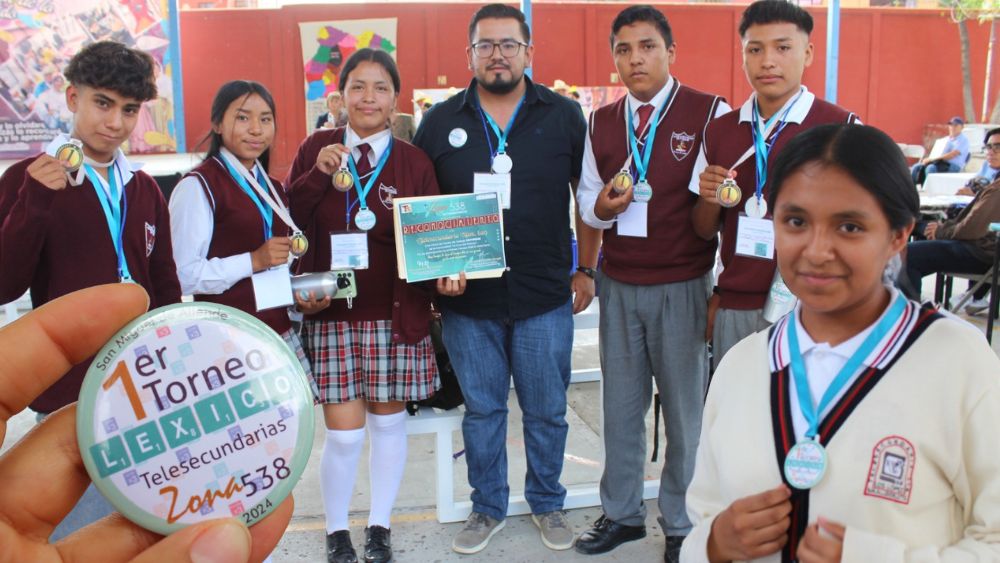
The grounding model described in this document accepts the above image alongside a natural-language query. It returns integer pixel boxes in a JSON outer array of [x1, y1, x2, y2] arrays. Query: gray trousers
[[597, 272, 710, 535], [711, 307, 769, 371]]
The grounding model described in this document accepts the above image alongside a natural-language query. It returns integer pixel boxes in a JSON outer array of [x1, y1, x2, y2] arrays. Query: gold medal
[[56, 142, 84, 172], [332, 166, 354, 192], [716, 178, 742, 208], [290, 231, 309, 257], [611, 170, 633, 194]]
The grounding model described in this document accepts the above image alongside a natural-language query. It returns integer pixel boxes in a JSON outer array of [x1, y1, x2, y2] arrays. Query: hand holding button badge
[[0, 284, 292, 563]]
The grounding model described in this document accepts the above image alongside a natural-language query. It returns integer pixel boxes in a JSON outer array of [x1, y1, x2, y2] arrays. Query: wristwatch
[[576, 266, 596, 279]]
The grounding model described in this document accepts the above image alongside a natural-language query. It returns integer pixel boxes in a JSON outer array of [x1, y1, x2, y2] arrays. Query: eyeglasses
[[986, 143, 1000, 152], [471, 40, 528, 59]]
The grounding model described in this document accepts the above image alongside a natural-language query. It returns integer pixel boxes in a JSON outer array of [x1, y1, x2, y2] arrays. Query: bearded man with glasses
[[413, 2, 600, 556]]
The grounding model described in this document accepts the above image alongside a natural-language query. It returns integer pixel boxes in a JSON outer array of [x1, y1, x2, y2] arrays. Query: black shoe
[[574, 515, 646, 555], [326, 530, 358, 563], [363, 525, 393, 563], [664, 535, 685, 563]]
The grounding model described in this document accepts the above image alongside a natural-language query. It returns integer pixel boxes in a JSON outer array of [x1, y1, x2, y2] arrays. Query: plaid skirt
[[301, 319, 439, 404], [279, 328, 321, 399]]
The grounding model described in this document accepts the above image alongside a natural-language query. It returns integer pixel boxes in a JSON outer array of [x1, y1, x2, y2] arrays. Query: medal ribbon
[[625, 93, 671, 184], [218, 148, 301, 239], [346, 135, 393, 212], [749, 89, 804, 201], [617, 80, 680, 178], [786, 294, 906, 440], [479, 94, 525, 165], [83, 163, 131, 281], [220, 154, 273, 240]]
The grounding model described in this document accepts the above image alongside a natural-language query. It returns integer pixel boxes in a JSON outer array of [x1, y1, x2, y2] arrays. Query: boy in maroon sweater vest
[[0, 40, 180, 539], [689, 0, 858, 369], [575, 6, 729, 562]]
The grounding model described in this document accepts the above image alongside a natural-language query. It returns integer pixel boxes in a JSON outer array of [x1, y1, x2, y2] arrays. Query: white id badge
[[251, 263, 294, 311], [473, 172, 511, 209], [331, 232, 369, 269], [735, 215, 775, 259], [617, 201, 648, 238]]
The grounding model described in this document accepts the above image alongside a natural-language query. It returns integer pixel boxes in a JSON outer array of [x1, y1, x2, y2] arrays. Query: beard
[[479, 69, 523, 95]]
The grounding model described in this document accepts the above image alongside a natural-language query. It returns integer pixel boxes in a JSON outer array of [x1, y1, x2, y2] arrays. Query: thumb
[[131, 519, 252, 563], [817, 516, 846, 540]]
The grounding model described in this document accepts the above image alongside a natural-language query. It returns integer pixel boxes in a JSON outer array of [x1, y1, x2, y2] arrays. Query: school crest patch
[[145, 222, 156, 257], [670, 131, 696, 161], [864, 435, 916, 504], [379, 183, 397, 209]]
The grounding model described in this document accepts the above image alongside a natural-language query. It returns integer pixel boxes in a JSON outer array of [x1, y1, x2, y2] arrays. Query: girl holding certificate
[[682, 124, 1000, 562], [169, 80, 313, 374], [286, 48, 464, 563]]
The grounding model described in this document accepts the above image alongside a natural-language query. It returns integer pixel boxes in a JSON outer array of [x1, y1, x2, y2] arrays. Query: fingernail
[[190, 520, 252, 563]]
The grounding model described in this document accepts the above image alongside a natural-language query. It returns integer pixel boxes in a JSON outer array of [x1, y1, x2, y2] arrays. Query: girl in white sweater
[[682, 124, 1000, 563]]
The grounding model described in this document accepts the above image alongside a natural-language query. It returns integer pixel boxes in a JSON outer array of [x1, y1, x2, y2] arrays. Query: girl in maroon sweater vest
[[286, 49, 463, 563], [168, 81, 314, 379]]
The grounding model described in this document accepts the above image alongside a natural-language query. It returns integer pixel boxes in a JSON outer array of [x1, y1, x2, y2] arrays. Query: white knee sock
[[367, 411, 408, 528], [320, 427, 366, 533]]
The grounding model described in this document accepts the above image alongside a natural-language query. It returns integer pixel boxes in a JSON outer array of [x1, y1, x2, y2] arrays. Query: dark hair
[[64, 40, 157, 101], [468, 3, 531, 44], [739, 0, 813, 37], [203, 80, 277, 171], [768, 124, 919, 230], [339, 48, 401, 95], [610, 5, 673, 49], [985, 127, 1000, 143]]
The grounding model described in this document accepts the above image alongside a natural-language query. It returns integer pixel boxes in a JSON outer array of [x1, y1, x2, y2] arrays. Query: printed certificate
[[393, 192, 506, 282]]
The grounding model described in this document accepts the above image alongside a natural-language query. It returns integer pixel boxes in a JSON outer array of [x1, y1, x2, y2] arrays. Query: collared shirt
[[344, 125, 392, 168], [168, 158, 271, 295], [788, 287, 902, 442], [413, 76, 586, 320], [45, 133, 139, 201], [687, 86, 817, 195], [580, 77, 730, 229], [943, 133, 971, 169]]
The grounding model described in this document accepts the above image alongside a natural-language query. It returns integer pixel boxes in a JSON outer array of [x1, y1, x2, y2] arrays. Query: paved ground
[[2, 278, 997, 562]]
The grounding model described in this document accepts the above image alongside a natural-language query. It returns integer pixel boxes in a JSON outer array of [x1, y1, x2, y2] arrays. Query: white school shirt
[[168, 159, 270, 295]]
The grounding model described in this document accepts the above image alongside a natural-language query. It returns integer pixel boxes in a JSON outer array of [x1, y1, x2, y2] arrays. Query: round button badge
[[784, 440, 828, 490], [77, 302, 315, 534], [633, 181, 653, 203], [448, 128, 468, 148]]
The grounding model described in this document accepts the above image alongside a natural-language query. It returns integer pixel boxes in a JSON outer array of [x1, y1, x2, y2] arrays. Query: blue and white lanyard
[[749, 89, 804, 200], [786, 295, 906, 440], [84, 163, 131, 281], [478, 95, 524, 166]]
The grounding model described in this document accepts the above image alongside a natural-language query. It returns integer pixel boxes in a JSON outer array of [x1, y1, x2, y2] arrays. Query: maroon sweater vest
[[0, 155, 182, 413], [184, 158, 292, 334], [286, 127, 439, 344], [706, 99, 857, 310], [592, 84, 724, 284]]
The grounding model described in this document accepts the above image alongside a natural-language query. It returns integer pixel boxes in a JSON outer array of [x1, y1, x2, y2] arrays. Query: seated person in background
[[901, 158, 1000, 301], [958, 127, 1000, 196], [911, 116, 969, 186], [316, 91, 348, 130]]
